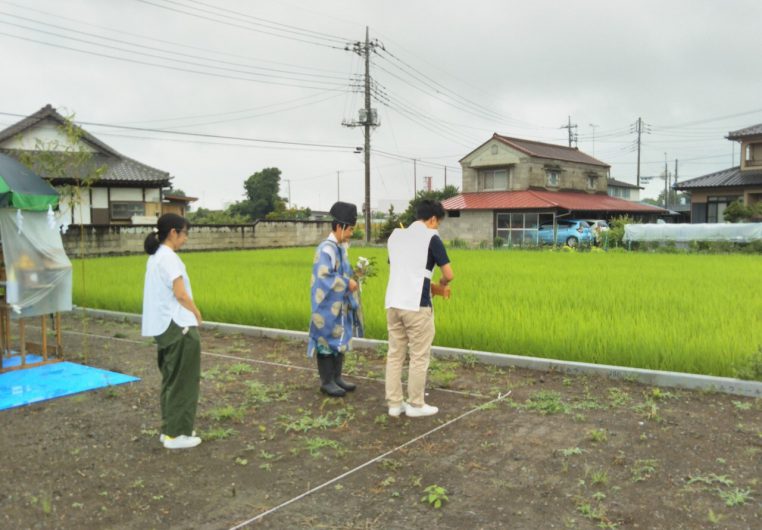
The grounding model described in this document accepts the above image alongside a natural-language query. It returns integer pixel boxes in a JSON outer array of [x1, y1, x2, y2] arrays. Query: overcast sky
[[2, 0, 761, 211]]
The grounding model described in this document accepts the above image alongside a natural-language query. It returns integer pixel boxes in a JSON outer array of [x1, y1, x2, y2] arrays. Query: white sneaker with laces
[[163, 435, 202, 449], [405, 403, 438, 417], [388, 402, 407, 417], [160, 430, 196, 443]]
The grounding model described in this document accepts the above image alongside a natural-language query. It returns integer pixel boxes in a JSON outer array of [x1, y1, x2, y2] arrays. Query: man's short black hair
[[416, 199, 446, 221]]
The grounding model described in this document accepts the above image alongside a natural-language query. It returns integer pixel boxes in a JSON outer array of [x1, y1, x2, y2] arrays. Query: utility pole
[[444, 166, 447, 188], [634, 117, 648, 190], [336, 171, 340, 201], [674, 159, 678, 207], [342, 27, 381, 243], [560, 115, 578, 147]]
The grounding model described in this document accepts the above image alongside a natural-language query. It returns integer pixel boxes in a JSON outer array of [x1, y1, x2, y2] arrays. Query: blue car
[[537, 220, 594, 247]]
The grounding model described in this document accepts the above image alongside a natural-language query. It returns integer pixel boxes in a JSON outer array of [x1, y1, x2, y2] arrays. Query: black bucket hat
[[329, 201, 358, 226]]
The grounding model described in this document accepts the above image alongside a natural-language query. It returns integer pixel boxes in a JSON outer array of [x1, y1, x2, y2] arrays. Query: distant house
[[162, 193, 198, 219], [675, 123, 762, 223], [0, 104, 176, 225], [607, 178, 642, 202], [440, 133, 664, 245]]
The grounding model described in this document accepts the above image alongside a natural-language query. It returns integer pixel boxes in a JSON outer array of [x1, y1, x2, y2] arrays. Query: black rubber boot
[[317, 355, 345, 397], [334, 353, 356, 392]]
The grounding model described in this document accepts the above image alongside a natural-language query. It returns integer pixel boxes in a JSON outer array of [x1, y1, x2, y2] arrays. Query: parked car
[[537, 220, 594, 247], [584, 219, 610, 244]]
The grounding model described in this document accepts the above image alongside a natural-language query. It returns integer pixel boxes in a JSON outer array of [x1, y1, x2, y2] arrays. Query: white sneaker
[[388, 402, 407, 417], [163, 435, 202, 449], [405, 404, 438, 417], [160, 430, 195, 443]]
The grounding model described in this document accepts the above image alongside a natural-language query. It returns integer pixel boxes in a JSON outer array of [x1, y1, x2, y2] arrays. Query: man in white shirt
[[385, 200, 453, 418]]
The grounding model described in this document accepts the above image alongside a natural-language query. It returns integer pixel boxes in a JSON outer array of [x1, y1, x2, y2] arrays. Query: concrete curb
[[77, 307, 762, 398]]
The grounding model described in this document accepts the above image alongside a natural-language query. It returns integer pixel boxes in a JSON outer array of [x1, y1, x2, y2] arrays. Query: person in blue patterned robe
[[308, 202, 361, 397]]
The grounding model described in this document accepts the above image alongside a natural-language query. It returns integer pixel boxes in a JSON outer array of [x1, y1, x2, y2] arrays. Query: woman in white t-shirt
[[142, 213, 203, 450]]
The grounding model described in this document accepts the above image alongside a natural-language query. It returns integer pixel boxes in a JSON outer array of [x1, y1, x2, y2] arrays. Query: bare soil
[[1, 314, 761, 529]]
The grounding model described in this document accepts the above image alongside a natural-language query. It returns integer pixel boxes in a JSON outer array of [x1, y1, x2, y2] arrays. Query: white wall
[[91, 187, 108, 208], [0, 121, 97, 152], [110, 188, 143, 201]]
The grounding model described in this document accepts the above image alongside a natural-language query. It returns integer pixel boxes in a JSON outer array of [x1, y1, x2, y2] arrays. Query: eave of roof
[[674, 167, 762, 189], [441, 190, 665, 213], [727, 123, 762, 140], [459, 133, 610, 168]]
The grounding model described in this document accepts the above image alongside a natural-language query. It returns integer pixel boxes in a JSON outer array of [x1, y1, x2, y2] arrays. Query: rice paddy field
[[73, 248, 762, 378]]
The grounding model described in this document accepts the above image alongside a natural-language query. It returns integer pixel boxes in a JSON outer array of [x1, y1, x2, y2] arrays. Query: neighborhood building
[[675, 123, 762, 223], [440, 133, 664, 245], [607, 178, 642, 201], [0, 104, 179, 225]]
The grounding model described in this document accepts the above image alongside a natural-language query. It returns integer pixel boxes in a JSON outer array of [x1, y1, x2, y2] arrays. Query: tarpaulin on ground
[[0, 355, 140, 411]]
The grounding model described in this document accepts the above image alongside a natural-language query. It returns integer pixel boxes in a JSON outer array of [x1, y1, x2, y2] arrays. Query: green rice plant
[[72, 249, 762, 378]]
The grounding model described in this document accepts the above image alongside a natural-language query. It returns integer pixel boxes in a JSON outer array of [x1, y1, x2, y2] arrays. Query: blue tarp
[[0, 355, 139, 411]]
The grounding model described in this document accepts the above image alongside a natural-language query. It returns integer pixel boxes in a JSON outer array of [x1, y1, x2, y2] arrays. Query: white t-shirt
[[141, 245, 197, 336]]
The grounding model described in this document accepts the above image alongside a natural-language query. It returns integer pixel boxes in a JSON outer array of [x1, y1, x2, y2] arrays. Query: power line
[[0, 111, 358, 150], [0, 30, 349, 91], [0, 0, 346, 75], [0, 18, 348, 86], [134, 0, 347, 50]]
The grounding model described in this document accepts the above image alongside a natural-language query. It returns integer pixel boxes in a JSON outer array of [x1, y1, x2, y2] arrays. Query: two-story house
[[0, 104, 175, 225], [440, 133, 664, 245], [675, 124, 762, 223]]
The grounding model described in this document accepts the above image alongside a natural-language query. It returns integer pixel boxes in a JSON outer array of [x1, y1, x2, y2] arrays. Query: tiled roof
[[675, 167, 762, 190], [727, 123, 762, 140], [461, 133, 610, 168], [0, 149, 171, 186], [441, 190, 665, 213], [608, 178, 642, 189], [0, 104, 171, 185]]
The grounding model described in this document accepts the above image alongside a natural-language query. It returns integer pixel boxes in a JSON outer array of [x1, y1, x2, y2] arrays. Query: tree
[[378, 205, 401, 242], [398, 185, 460, 227], [642, 190, 690, 208], [187, 207, 249, 224], [723, 200, 762, 223], [229, 167, 286, 220], [265, 203, 312, 220], [17, 112, 105, 223]]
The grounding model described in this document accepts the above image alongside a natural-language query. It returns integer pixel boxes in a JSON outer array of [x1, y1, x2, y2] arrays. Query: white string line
[[228, 390, 512, 530], [53, 327, 488, 399]]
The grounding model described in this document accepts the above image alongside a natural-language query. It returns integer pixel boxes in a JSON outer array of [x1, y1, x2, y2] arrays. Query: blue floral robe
[[307, 239, 363, 358]]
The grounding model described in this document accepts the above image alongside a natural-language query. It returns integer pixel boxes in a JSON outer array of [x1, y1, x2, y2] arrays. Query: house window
[[480, 168, 509, 191], [111, 202, 145, 220], [622, 189, 630, 199], [546, 170, 559, 187], [587, 175, 598, 189], [745, 142, 762, 167], [706, 195, 741, 223], [496, 212, 540, 246]]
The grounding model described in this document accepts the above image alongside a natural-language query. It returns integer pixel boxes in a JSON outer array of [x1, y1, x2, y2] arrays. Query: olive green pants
[[156, 321, 201, 437]]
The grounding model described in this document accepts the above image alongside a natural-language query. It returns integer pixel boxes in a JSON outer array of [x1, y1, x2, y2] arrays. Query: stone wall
[[438, 210, 494, 245], [61, 220, 332, 257]]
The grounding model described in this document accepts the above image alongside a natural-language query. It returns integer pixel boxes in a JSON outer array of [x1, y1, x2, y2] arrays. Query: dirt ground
[[1, 314, 761, 530]]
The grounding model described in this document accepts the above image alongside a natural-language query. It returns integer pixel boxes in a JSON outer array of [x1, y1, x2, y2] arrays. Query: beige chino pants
[[385, 306, 435, 408]]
